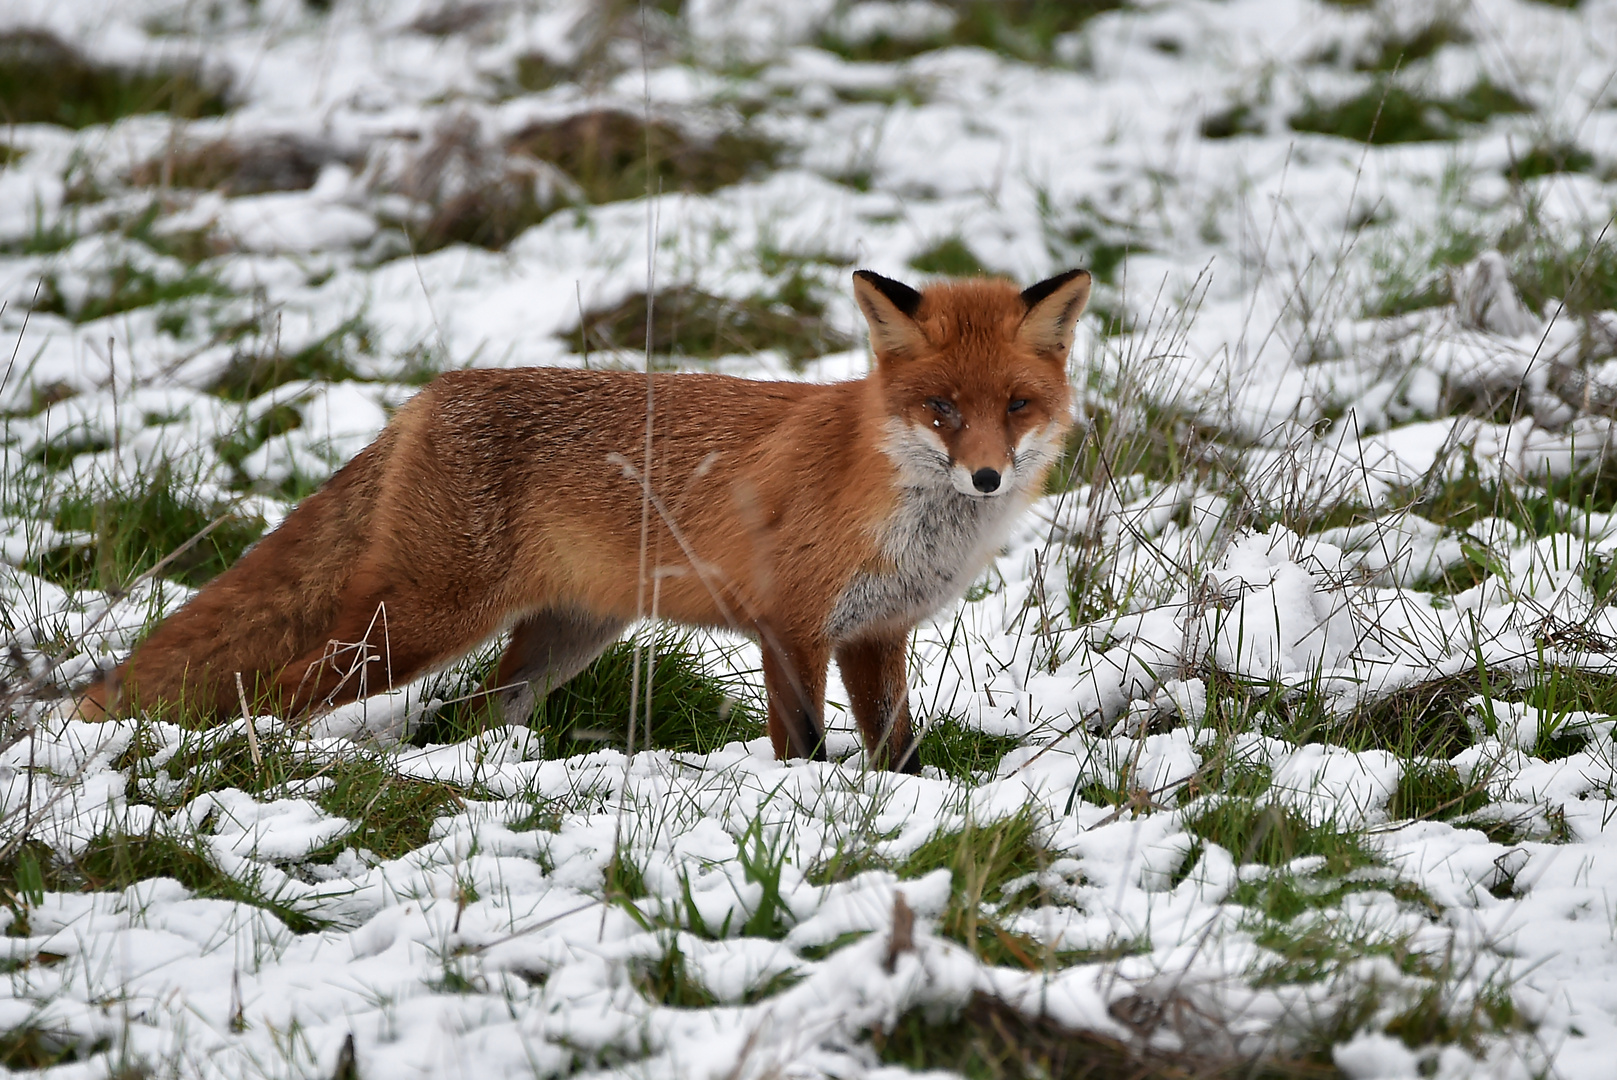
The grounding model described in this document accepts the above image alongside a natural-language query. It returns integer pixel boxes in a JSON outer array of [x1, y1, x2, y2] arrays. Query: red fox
[[79, 268, 1089, 771]]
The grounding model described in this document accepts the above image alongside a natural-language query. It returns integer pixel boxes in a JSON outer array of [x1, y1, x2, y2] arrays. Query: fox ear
[[853, 270, 928, 359], [1017, 269, 1091, 356]]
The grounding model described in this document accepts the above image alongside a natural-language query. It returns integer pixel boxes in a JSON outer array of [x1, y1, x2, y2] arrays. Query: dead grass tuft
[[364, 112, 565, 254], [507, 109, 779, 205], [130, 134, 344, 195], [873, 992, 1343, 1078], [571, 282, 852, 367], [409, 2, 504, 37]]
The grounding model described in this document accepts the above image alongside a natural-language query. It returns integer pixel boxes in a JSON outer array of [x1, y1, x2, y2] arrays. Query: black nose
[[972, 468, 1001, 493]]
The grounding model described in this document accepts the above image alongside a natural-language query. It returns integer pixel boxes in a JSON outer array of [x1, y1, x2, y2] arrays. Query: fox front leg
[[835, 633, 920, 773], [760, 631, 830, 762]]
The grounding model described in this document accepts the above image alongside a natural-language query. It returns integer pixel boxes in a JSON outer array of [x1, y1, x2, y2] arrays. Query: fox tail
[[77, 431, 394, 723]]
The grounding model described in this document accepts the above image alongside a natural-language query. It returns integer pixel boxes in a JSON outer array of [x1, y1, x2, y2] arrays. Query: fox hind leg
[[485, 610, 627, 723]]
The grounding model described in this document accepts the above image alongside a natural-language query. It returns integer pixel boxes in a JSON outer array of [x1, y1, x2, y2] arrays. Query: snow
[[3, 0, 1617, 1076]]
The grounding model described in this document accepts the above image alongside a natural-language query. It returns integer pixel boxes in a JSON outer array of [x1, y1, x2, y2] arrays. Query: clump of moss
[[0, 30, 229, 129]]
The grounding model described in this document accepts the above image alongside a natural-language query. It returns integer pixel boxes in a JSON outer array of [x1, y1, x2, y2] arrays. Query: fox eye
[[1008, 399, 1029, 413], [926, 397, 957, 422]]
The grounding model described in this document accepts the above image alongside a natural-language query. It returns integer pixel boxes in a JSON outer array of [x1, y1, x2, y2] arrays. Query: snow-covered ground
[[4, 0, 1617, 1076]]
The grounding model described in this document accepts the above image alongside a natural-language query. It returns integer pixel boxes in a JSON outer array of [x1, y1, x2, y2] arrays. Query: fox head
[[853, 267, 1089, 499]]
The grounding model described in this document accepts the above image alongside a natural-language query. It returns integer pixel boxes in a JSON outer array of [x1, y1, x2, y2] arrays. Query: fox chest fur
[[824, 478, 1029, 642]]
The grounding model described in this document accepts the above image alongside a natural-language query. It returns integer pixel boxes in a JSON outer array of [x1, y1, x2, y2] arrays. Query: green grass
[[818, 0, 1125, 65], [0, 1022, 108, 1072], [1509, 228, 1617, 318], [1360, 168, 1488, 318], [804, 807, 1065, 971], [1505, 139, 1595, 182], [112, 720, 477, 868], [1201, 101, 1264, 139], [881, 808, 1069, 969], [509, 52, 570, 93], [1362, 166, 1617, 323], [909, 236, 998, 277], [412, 188, 551, 254], [215, 403, 305, 483], [1353, 15, 1470, 73], [1050, 400, 1216, 494], [0, 30, 229, 129], [1052, 207, 1144, 288], [918, 715, 1022, 779], [0, 383, 78, 420], [1211, 663, 1475, 758], [209, 317, 373, 400], [830, 81, 930, 107], [1291, 79, 1531, 144], [411, 627, 760, 758], [1523, 666, 1617, 717], [29, 465, 264, 592], [1199, 643, 1613, 768], [311, 772, 467, 862], [33, 261, 228, 325], [1053, 401, 1240, 617], [1274, 921, 1532, 1056], [528, 631, 757, 756], [2, 832, 322, 933], [631, 936, 720, 1008], [24, 434, 112, 472], [1402, 455, 1616, 535], [1185, 798, 1377, 872], [1245, 903, 1416, 988], [1388, 760, 1490, 822], [0, 209, 78, 257], [378, 108, 778, 254]]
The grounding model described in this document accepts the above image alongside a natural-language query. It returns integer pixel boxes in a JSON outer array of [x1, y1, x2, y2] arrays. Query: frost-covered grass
[[5, 0, 1617, 1077]]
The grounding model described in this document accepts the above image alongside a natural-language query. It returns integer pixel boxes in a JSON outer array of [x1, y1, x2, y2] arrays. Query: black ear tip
[[853, 269, 924, 318], [1020, 268, 1091, 309]]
